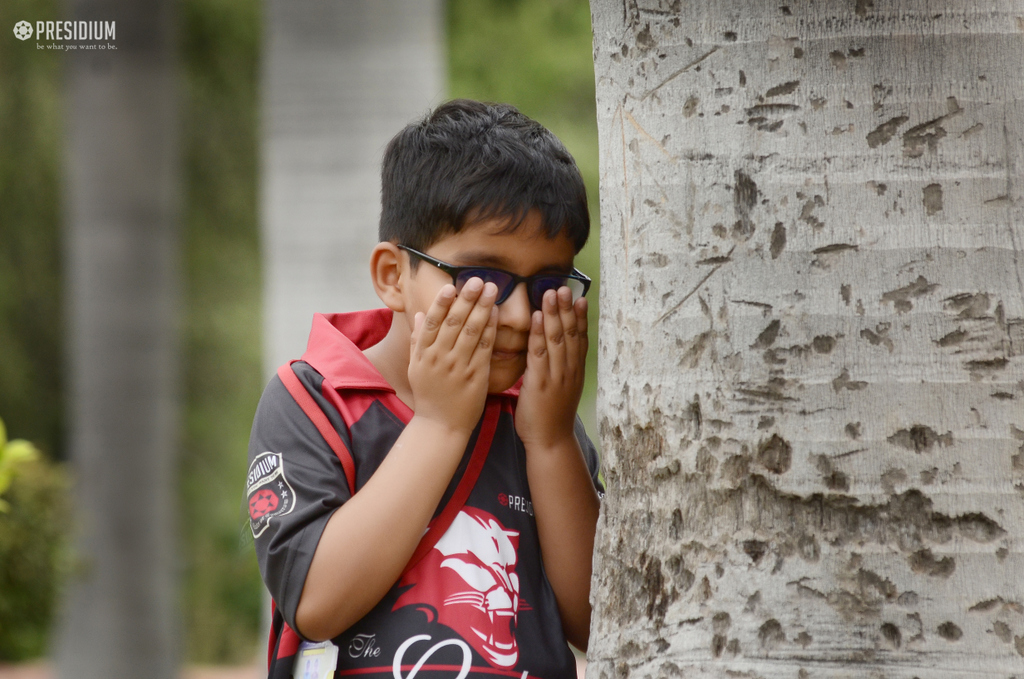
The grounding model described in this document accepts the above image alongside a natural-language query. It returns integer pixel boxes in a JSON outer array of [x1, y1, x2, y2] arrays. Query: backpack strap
[[276, 362, 357, 497], [277, 358, 503, 574]]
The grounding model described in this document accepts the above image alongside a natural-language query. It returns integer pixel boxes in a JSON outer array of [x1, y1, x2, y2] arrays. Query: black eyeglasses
[[398, 244, 591, 310]]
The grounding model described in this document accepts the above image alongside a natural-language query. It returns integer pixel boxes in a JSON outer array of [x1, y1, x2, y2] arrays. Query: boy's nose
[[498, 281, 533, 331]]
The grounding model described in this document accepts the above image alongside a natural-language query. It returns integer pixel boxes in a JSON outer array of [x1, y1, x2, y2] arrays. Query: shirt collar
[[300, 309, 521, 397]]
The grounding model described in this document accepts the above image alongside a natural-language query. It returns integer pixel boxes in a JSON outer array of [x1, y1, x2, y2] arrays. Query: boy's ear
[[368, 242, 406, 312]]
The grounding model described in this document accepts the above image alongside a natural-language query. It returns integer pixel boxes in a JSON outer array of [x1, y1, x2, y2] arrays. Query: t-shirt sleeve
[[246, 362, 353, 635], [573, 415, 604, 496]]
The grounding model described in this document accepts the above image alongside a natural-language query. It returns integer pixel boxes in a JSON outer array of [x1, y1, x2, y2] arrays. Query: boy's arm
[[522, 429, 600, 650], [296, 279, 499, 641], [515, 288, 600, 651], [295, 415, 473, 639]]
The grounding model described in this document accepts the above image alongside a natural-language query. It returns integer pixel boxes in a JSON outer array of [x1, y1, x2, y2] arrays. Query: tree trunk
[[56, 0, 180, 677], [588, 2, 1024, 677]]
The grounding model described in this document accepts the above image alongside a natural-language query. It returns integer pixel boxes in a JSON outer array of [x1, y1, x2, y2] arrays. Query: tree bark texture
[[589, 2, 1024, 677], [56, 0, 180, 677]]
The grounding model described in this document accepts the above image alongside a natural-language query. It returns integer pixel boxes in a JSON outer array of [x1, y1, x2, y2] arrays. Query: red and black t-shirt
[[247, 310, 602, 679]]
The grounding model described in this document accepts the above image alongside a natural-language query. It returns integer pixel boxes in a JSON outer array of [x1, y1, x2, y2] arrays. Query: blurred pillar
[[261, 0, 445, 375], [258, 0, 444, 655], [56, 0, 180, 678]]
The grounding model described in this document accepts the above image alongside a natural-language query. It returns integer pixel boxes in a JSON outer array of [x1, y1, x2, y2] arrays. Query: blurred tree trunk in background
[[260, 0, 443, 643], [261, 0, 444, 372], [588, 2, 1024, 677], [56, 0, 181, 677]]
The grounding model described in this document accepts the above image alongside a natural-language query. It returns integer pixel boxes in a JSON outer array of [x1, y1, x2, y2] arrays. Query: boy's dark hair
[[379, 99, 590, 256]]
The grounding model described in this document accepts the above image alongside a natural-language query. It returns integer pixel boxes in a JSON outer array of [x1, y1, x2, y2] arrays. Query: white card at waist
[[293, 640, 339, 679]]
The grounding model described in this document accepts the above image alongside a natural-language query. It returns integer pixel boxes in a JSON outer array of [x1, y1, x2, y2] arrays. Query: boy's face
[[403, 211, 578, 393]]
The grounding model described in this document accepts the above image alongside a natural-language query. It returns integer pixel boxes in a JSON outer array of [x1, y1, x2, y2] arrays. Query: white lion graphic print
[[395, 507, 524, 668]]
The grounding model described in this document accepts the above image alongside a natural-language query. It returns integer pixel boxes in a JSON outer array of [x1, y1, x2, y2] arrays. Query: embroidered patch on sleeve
[[247, 452, 296, 538]]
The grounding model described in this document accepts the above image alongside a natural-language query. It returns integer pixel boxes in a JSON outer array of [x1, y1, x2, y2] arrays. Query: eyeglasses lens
[[454, 269, 584, 309], [454, 269, 516, 303], [529, 277, 584, 309]]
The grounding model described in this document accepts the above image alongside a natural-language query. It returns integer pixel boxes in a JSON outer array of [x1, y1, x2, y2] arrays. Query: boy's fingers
[[575, 297, 588, 336], [471, 305, 499, 368], [557, 286, 580, 363], [454, 281, 498, 356], [542, 289, 567, 381], [527, 309, 549, 377], [434, 277, 484, 351], [575, 297, 589, 366], [417, 284, 456, 349]]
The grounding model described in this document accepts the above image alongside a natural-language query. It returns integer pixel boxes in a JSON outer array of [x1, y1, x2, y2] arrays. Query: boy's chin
[[487, 362, 526, 394]]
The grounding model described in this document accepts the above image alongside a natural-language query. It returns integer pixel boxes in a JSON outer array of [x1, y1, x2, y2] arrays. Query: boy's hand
[[408, 278, 498, 434], [515, 286, 588, 450]]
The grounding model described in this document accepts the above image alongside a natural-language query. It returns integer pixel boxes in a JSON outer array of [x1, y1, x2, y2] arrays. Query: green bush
[[0, 452, 70, 660]]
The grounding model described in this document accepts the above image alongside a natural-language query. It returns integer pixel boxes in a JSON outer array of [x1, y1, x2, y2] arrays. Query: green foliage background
[[0, 0, 63, 469], [0, 0, 69, 660], [178, 0, 264, 662], [0, 458, 70, 661], [0, 0, 597, 663]]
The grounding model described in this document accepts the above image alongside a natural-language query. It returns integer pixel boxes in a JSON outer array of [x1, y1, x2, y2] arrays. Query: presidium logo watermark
[[13, 20, 117, 50]]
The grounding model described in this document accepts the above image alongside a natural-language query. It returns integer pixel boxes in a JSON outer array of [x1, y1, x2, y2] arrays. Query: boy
[[247, 99, 601, 678]]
